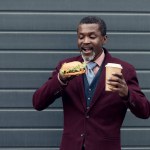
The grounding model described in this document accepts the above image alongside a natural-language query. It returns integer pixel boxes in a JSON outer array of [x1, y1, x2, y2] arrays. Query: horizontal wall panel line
[[121, 128, 150, 131], [0, 148, 149, 150], [0, 51, 79, 53], [142, 89, 150, 92], [112, 51, 150, 54], [0, 49, 150, 52], [0, 148, 59, 149], [0, 89, 35, 92], [137, 71, 150, 73], [1, 70, 150, 73], [0, 128, 63, 131], [0, 128, 149, 131], [1, 12, 150, 15], [2, 10, 150, 13], [1, 9, 150, 13], [0, 70, 149, 73], [0, 51, 150, 54], [0, 31, 75, 34], [110, 49, 150, 52], [1, 31, 150, 34], [0, 146, 59, 150], [122, 147, 150, 150], [0, 30, 145, 34], [0, 107, 63, 110], [0, 50, 148, 53], [0, 70, 51, 73], [0, 88, 36, 90], [0, 109, 63, 111], [0, 148, 150, 150], [0, 147, 148, 150]]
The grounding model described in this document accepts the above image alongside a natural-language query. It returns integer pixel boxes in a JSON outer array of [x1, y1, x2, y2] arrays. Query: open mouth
[[80, 46, 95, 61], [81, 47, 93, 55]]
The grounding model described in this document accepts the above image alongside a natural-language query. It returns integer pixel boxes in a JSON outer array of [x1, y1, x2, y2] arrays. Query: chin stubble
[[81, 51, 96, 62]]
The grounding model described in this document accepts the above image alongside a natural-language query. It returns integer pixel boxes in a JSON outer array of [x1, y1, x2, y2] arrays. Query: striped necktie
[[86, 62, 97, 85]]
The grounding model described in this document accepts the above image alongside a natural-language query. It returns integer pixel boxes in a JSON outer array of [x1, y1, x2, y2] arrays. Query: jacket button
[[81, 133, 84, 137], [86, 106, 90, 110], [86, 115, 90, 119], [88, 97, 91, 100]]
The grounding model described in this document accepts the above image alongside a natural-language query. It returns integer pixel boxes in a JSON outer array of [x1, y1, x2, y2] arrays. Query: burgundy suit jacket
[[33, 48, 150, 150]]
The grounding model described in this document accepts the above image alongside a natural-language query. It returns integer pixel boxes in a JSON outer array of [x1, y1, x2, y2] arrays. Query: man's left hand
[[107, 72, 128, 97]]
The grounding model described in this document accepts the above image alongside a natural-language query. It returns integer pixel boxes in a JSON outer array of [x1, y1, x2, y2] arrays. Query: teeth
[[82, 48, 91, 51], [82, 50, 92, 55]]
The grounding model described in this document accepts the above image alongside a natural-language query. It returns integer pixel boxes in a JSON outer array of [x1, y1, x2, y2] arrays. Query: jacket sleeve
[[124, 66, 150, 119], [32, 62, 65, 111]]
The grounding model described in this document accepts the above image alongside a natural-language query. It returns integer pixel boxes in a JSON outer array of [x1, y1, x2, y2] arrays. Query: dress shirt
[[86, 50, 105, 75]]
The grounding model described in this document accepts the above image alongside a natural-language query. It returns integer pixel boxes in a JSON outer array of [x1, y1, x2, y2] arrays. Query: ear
[[103, 35, 108, 44]]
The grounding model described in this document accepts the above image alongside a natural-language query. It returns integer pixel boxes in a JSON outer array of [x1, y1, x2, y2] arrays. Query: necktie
[[86, 62, 97, 85]]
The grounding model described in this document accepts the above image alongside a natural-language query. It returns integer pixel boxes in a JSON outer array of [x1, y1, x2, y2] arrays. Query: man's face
[[77, 23, 107, 62]]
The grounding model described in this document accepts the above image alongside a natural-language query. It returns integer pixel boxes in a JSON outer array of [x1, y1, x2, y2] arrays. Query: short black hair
[[78, 16, 107, 36]]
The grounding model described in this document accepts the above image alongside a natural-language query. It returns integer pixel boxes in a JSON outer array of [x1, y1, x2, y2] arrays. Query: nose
[[83, 37, 90, 44]]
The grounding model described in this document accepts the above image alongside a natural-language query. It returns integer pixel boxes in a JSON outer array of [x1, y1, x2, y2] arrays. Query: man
[[33, 16, 150, 150]]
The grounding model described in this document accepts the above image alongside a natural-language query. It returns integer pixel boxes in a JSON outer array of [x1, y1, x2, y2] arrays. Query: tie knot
[[87, 62, 97, 70]]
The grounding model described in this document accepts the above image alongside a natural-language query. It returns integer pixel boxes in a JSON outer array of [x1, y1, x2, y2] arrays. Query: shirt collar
[[94, 50, 105, 67]]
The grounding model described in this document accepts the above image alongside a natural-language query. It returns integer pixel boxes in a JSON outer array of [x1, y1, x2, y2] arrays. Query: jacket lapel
[[76, 75, 87, 110], [76, 56, 87, 110]]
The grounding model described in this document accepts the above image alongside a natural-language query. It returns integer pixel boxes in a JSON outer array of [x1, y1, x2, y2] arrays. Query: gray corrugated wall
[[0, 0, 150, 149]]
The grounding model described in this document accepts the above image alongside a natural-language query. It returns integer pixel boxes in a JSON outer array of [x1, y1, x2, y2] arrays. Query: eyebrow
[[78, 31, 97, 35]]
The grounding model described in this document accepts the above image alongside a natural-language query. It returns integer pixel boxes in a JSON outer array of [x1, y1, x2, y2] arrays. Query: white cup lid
[[105, 63, 123, 69]]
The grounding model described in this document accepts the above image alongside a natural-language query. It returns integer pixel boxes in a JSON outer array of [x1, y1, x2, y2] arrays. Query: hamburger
[[60, 61, 86, 76]]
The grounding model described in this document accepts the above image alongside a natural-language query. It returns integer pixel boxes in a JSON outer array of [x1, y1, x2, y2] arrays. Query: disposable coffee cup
[[105, 63, 123, 91]]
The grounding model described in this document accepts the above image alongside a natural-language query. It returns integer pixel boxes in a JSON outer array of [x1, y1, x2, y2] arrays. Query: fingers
[[107, 72, 128, 97], [108, 73, 123, 86]]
